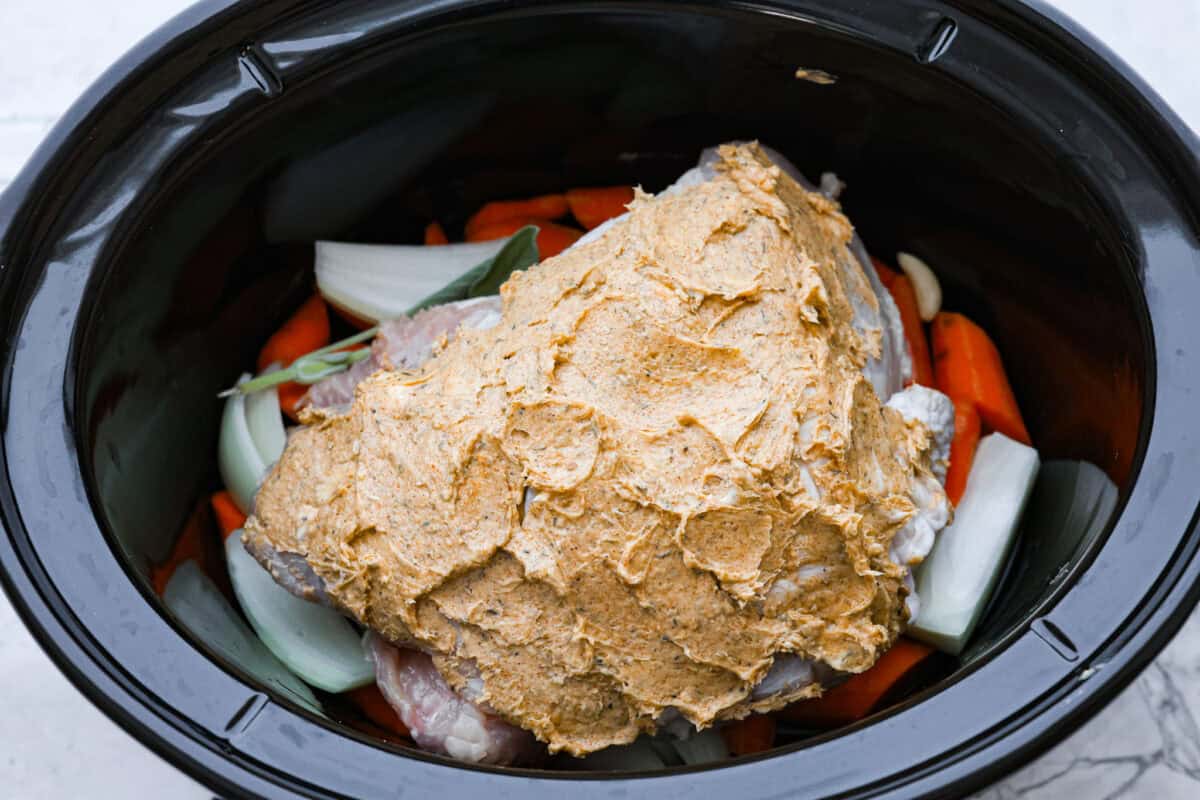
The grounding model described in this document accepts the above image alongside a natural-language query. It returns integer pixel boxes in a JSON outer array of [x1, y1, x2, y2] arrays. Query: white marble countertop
[[1, 1, 1198, 797]]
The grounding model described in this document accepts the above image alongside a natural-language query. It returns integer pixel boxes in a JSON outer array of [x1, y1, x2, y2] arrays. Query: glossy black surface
[[1, 1, 1199, 798]]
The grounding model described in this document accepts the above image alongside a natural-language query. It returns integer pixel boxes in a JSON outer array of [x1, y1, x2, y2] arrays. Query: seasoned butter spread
[[245, 143, 947, 754]]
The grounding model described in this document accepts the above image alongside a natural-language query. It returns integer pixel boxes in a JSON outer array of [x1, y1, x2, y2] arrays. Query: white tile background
[[1, 1, 1198, 798]]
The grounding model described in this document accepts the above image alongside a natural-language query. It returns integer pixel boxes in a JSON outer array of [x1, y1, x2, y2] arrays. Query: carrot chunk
[[778, 639, 934, 727], [464, 194, 568, 240], [566, 186, 635, 230], [424, 221, 449, 246], [257, 294, 330, 372], [888, 274, 935, 387], [277, 383, 308, 423], [347, 684, 409, 738], [931, 312, 1031, 444], [150, 502, 217, 596], [873, 257, 933, 386], [872, 256, 899, 289], [467, 217, 583, 260], [945, 400, 982, 505], [721, 714, 776, 755], [257, 295, 331, 418], [210, 490, 248, 540]]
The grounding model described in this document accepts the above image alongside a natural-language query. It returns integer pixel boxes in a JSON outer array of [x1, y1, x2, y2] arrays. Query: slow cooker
[[2, 1, 1199, 797]]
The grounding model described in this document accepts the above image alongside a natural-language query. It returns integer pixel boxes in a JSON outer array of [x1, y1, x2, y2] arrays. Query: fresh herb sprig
[[408, 223, 539, 311], [217, 327, 377, 397]]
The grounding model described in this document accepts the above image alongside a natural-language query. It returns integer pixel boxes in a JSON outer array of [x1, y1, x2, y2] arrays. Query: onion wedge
[[163, 561, 323, 715], [315, 239, 507, 324], [1026, 460, 1117, 565], [226, 530, 375, 692], [218, 372, 268, 513], [243, 374, 287, 465], [910, 433, 1039, 654]]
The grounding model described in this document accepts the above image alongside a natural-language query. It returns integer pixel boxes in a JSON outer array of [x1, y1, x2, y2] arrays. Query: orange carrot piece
[[887, 273, 935, 387], [467, 217, 583, 260], [210, 491, 247, 540], [779, 639, 934, 727], [566, 186, 635, 230], [424, 221, 449, 246], [872, 256, 899, 289], [277, 382, 308, 423], [722, 715, 776, 756], [464, 194, 568, 240], [150, 503, 216, 596], [931, 312, 1031, 445], [533, 222, 584, 259], [945, 400, 981, 505], [257, 294, 330, 373], [347, 684, 409, 738], [873, 257, 932, 386], [257, 295, 331, 418]]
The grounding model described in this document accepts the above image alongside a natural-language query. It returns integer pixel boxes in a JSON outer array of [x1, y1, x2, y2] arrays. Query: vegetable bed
[[150, 180, 1115, 764]]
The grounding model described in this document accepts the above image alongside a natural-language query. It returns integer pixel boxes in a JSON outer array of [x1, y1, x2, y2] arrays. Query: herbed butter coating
[[246, 143, 947, 755]]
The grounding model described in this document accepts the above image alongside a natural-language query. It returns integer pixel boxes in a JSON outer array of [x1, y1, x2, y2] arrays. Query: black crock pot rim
[[0, 1, 1198, 798]]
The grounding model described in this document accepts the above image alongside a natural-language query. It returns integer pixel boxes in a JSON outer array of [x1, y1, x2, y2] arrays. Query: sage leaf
[[407, 225, 539, 313]]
